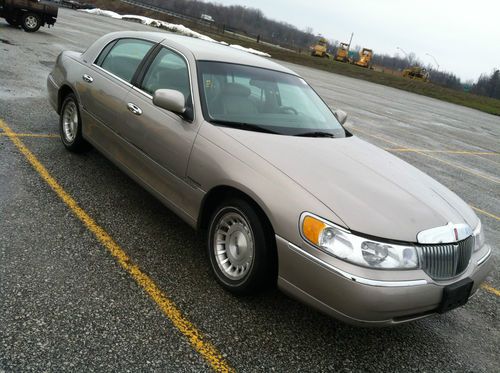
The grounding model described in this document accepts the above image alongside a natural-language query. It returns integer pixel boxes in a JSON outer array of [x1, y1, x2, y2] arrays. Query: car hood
[[220, 128, 478, 242]]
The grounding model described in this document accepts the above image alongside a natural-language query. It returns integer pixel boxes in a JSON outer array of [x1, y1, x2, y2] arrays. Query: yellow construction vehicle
[[402, 66, 430, 82], [354, 48, 373, 68], [310, 37, 330, 58], [335, 42, 350, 62]]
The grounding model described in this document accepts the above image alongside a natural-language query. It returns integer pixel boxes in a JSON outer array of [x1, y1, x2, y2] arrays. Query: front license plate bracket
[[438, 277, 473, 314]]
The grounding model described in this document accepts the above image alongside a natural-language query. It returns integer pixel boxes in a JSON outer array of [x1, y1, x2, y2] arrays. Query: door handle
[[127, 103, 143, 115], [82, 74, 93, 83]]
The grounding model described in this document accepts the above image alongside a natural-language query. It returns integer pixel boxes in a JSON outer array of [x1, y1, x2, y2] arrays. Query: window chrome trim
[[90, 37, 196, 121], [280, 235, 428, 287], [92, 63, 135, 89], [93, 36, 160, 66], [477, 246, 491, 266], [131, 85, 153, 99]]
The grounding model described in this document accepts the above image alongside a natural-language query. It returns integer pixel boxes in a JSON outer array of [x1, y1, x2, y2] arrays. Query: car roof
[[84, 31, 298, 76], [160, 33, 297, 75], [83, 31, 298, 75]]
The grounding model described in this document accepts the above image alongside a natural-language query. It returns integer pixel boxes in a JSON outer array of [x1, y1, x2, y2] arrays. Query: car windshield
[[197, 61, 347, 137]]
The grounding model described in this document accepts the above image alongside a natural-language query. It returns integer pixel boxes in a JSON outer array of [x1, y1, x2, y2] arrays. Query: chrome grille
[[419, 236, 473, 280]]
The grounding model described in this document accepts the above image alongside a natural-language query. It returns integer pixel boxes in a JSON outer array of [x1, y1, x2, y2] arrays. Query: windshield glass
[[197, 61, 347, 137]]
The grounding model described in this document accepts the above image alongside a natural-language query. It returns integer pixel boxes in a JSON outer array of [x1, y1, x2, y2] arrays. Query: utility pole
[[348, 32, 354, 49]]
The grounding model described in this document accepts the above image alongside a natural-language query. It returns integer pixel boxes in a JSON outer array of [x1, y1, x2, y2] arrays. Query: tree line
[[135, 0, 498, 100], [470, 70, 500, 99], [137, 0, 317, 48]]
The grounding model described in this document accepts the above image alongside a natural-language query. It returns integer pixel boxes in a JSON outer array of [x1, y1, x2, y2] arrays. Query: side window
[[141, 47, 191, 104], [97, 39, 154, 83]]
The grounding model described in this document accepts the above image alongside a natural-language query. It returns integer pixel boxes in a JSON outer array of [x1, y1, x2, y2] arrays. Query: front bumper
[[276, 235, 493, 326]]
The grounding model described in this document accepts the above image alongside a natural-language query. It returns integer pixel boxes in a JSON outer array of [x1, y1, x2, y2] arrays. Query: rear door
[[78, 38, 155, 136]]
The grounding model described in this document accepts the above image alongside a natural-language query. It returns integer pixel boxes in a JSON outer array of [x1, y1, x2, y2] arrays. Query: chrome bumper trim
[[279, 235, 428, 287], [477, 247, 491, 266]]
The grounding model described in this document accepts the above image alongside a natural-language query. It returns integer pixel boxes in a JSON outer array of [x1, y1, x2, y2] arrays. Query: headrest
[[221, 83, 251, 97], [158, 68, 188, 85]]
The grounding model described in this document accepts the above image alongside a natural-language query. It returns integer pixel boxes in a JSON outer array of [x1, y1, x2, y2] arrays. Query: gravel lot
[[0, 8, 498, 372]]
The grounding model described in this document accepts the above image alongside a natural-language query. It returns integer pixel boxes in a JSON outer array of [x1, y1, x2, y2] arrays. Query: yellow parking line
[[481, 283, 500, 297], [385, 148, 499, 156], [470, 206, 500, 221], [0, 119, 234, 373], [355, 128, 500, 184], [0, 133, 59, 138], [417, 151, 500, 184]]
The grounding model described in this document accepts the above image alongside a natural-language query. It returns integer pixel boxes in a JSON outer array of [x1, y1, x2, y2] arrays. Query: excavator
[[354, 48, 373, 68], [402, 66, 430, 82], [335, 42, 350, 62], [310, 37, 330, 58]]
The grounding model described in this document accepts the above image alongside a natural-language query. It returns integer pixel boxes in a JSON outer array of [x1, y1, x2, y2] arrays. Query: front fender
[[187, 123, 344, 247]]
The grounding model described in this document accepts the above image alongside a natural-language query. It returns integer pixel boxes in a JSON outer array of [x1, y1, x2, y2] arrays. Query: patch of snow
[[79, 8, 271, 58], [229, 44, 271, 57], [122, 15, 162, 27], [78, 8, 122, 19]]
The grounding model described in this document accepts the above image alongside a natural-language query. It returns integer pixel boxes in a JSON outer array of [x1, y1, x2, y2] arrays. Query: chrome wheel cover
[[62, 101, 78, 143], [213, 211, 254, 280], [25, 15, 38, 29]]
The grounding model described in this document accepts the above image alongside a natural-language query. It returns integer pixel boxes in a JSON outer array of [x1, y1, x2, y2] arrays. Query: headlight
[[473, 220, 485, 252], [301, 214, 418, 269]]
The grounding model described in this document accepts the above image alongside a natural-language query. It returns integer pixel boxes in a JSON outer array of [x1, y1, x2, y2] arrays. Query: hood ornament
[[417, 222, 472, 244]]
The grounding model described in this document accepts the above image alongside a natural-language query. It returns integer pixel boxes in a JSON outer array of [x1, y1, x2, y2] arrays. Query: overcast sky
[[212, 0, 499, 81]]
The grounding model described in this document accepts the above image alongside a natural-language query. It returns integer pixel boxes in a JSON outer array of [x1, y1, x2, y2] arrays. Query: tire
[[21, 13, 41, 32], [59, 94, 90, 153], [207, 198, 277, 295]]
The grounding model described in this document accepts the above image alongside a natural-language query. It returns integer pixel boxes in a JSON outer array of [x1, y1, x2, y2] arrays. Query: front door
[[122, 46, 198, 180]]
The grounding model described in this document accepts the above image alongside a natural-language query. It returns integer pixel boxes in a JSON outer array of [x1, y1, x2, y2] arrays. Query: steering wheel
[[279, 106, 298, 115]]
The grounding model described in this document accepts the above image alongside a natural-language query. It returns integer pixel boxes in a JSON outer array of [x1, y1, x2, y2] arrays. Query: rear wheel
[[59, 94, 90, 153], [21, 13, 41, 32], [207, 198, 277, 295]]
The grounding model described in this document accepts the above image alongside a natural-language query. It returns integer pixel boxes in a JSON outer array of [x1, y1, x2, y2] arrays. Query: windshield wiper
[[210, 119, 279, 134], [294, 131, 335, 138]]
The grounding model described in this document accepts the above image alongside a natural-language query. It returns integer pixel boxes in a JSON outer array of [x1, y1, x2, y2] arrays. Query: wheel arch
[[198, 185, 276, 239], [200, 184, 279, 285], [57, 84, 75, 114]]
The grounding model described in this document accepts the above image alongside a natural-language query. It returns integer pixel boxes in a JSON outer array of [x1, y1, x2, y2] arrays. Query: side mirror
[[334, 109, 348, 125], [153, 89, 186, 115]]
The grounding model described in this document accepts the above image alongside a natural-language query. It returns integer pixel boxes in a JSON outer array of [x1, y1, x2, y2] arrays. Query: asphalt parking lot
[[0, 8, 499, 372]]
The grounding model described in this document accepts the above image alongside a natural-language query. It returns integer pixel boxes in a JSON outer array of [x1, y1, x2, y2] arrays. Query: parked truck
[[0, 0, 58, 32]]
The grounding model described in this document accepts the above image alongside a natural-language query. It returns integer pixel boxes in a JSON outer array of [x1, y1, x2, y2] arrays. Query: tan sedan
[[47, 31, 493, 325]]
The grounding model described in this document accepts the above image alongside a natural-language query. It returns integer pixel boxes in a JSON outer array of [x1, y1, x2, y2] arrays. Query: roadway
[[0, 8, 498, 372]]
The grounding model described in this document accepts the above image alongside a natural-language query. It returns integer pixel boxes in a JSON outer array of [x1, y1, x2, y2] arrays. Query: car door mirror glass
[[334, 109, 348, 125], [153, 89, 186, 115]]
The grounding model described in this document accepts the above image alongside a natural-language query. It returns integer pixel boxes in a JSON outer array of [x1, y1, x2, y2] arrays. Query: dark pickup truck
[[0, 0, 58, 32]]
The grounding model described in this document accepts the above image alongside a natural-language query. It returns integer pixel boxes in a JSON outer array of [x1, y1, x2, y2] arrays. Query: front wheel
[[207, 199, 277, 295], [21, 13, 41, 32], [59, 94, 90, 153]]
